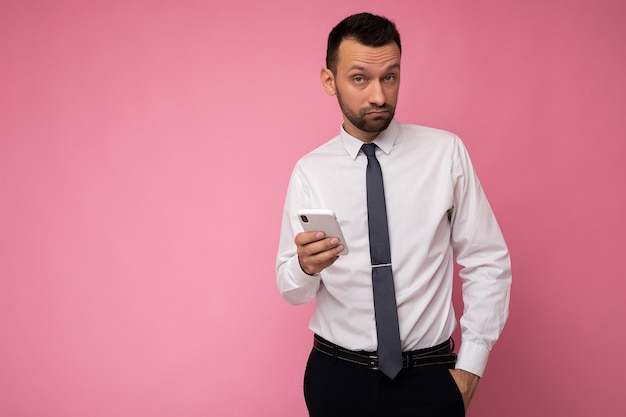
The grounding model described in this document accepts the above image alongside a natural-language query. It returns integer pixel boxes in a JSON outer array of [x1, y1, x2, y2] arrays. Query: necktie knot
[[362, 143, 377, 158]]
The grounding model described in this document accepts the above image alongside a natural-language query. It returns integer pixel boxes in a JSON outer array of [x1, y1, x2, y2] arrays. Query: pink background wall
[[1, 0, 625, 416]]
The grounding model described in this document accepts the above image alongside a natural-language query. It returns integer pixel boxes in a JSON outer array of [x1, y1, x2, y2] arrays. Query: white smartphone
[[297, 209, 349, 255]]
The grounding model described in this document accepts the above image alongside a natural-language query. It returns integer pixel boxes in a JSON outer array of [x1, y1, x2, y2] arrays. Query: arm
[[449, 137, 512, 394], [276, 166, 343, 304]]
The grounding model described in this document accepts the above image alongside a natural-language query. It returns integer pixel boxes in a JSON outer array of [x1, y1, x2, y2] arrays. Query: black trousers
[[304, 347, 465, 417]]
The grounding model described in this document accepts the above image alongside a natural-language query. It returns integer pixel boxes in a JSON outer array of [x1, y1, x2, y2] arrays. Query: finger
[[295, 231, 326, 247], [298, 239, 343, 275], [299, 237, 342, 257]]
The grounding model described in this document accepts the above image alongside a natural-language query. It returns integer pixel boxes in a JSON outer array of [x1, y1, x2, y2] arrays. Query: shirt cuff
[[455, 340, 491, 377], [277, 256, 321, 305]]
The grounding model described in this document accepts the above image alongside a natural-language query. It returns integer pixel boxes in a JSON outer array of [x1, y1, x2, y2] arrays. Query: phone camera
[[300, 215, 309, 223]]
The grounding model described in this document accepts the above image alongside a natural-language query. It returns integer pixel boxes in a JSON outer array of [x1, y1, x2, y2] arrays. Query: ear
[[320, 68, 336, 96]]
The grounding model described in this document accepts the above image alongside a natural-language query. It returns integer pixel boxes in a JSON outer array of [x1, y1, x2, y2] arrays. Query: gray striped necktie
[[361, 143, 403, 379]]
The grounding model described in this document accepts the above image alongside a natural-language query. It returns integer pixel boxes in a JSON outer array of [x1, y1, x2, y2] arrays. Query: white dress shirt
[[276, 119, 511, 376]]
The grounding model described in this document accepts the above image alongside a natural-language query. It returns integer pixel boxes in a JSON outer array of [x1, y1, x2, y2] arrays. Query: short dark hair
[[326, 13, 402, 73]]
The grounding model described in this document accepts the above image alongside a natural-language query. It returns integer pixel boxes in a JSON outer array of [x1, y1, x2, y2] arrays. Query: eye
[[353, 76, 366, 84], [383, 74, 396, 82]]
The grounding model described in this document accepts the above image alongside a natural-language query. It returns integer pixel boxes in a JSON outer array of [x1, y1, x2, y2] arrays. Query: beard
[[336, 88, 395, 134]]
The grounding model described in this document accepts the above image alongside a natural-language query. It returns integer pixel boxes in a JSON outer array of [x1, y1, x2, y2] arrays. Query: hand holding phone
[[297, 209, 349, 256]]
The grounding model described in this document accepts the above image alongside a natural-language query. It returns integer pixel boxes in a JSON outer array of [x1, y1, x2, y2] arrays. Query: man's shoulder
[[397, 122, 459, 142], [299, 134, 344, 162], [393, 122, 463, 156]]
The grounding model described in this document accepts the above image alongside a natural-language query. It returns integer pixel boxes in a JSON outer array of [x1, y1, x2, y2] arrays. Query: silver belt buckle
[[368, 356, 380, 370]]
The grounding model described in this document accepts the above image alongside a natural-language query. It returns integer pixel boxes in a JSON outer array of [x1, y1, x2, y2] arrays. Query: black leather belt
[[313, 334, 457, 371]]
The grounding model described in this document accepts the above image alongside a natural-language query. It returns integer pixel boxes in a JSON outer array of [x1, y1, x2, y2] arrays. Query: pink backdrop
[[1, 0, 625, 416]]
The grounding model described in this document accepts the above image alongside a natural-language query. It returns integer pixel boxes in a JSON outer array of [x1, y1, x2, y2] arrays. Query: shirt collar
[[340, 119, 399, 160]]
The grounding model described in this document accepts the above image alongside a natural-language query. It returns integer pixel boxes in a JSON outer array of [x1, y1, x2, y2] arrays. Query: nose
[[368, 80, 386, 106]]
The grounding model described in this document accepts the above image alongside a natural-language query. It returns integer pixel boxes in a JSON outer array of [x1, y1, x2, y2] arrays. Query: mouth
[[365, 107, 390, 116], [366, 110, 389, 117]]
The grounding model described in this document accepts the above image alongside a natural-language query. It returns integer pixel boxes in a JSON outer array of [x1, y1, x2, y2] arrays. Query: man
[[276, 12, 511, 417]]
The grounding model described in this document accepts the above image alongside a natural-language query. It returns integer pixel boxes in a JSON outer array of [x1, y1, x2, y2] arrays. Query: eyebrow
[[347, 63, 401, 72]]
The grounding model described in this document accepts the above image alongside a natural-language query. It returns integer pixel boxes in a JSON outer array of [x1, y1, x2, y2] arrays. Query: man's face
[[322, 39, 401, 142]]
